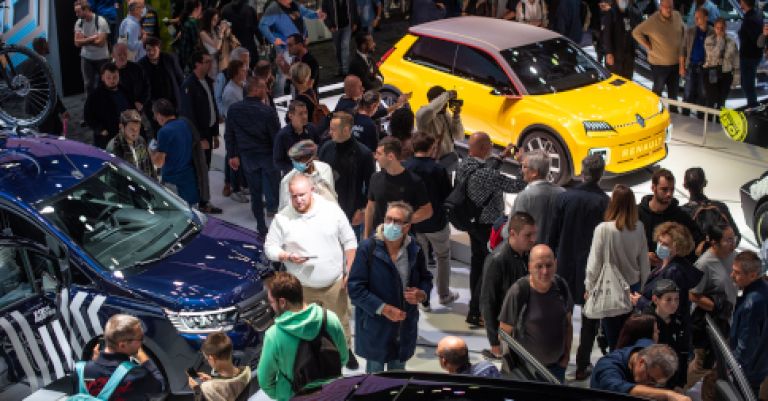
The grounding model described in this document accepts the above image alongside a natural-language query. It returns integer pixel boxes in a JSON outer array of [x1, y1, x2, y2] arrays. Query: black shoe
[[466, 314, 484, 328], [574, 364, 593, 381], [346, 352, 359, 370]]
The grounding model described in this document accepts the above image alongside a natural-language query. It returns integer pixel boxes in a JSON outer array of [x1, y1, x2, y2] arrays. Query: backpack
[[488, 215, 509, 251], [68, 361, 136, 401], [691, 200, 730, 233], [444, 166, 490, 232], [283, 308, 342, 393]]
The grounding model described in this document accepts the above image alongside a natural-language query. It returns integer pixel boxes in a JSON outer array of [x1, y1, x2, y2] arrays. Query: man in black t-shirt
[[364, 136, 433, 239]]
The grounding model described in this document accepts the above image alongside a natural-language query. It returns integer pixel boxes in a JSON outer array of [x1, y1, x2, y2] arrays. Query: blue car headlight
[[165, 306, 239, 334]]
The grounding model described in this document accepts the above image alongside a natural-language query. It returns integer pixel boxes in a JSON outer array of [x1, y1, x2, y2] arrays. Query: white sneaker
[[439, 291, 459, 306], [230, 191, 249, 203]]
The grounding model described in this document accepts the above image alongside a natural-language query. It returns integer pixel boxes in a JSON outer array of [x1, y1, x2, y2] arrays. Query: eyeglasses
[[126, 336, 144, 343], [384, 217, 408, 225]]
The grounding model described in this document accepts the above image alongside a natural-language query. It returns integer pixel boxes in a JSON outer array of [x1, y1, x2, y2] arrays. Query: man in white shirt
[[264, 174, 359, 369], [74, 0, 110, 94]]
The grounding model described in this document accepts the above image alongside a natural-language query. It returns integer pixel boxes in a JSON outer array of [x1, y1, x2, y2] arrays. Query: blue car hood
[[122, 217, 269, 311]]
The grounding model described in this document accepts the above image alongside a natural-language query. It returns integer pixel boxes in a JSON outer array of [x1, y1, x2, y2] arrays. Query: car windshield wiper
[[161, 220, 200, 259]]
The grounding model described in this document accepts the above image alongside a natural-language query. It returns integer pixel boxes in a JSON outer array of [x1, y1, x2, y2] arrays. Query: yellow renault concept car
[[378, 17, 672, 184]]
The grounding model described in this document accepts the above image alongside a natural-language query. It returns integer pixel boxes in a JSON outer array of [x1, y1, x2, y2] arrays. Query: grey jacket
[[703, 34, 739, 72], [504, 180, 565, 243]]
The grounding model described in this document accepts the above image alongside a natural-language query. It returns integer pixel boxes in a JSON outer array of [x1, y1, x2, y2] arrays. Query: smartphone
[[303, 255, 318, 259], [186, 367, 198, 378]]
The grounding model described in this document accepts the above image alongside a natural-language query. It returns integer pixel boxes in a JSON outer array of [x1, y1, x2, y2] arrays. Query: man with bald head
[[455, 132, 526, 328], [437, 336, 501, 377], [498, 244, 574, 382], [264, 173, 360, 369], [335, 75, 366, 113]]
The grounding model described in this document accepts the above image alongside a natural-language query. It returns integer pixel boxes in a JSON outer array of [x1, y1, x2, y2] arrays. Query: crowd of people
[[59, 0, 768, 400]]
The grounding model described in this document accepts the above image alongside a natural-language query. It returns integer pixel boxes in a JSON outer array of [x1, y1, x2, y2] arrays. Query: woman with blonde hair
[[585, 184, 650, 350], [289, 62, 326, 123]]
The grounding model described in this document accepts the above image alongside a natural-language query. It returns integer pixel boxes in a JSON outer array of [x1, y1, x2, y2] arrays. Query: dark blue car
[[0, 133, 272, 399]]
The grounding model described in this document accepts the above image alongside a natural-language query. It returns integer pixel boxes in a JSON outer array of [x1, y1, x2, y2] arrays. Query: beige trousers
[[302, 278, 351, 346]]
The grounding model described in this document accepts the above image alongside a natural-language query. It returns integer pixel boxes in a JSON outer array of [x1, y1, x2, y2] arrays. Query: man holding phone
[[264, 174, 360, 369]]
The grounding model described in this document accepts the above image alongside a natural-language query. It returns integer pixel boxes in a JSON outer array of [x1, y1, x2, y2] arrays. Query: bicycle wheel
[[0, 44, 56, 128]]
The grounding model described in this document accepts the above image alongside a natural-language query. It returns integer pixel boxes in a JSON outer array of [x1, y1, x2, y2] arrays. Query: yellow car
[[378, 16, 672, 184]]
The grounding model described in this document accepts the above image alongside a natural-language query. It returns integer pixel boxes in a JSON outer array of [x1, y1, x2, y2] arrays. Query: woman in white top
[[199, 8, 229, 79], [516, 0, 548, 27], [585, 184, 650, 351]]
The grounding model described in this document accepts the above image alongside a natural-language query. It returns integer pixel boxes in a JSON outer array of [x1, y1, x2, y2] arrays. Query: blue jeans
[[546, 363, 566, 383], [366, 359, 406, 373], [240, 151, 280, 234], [740, 56, 761, 107], [332, 26, 352, 74]]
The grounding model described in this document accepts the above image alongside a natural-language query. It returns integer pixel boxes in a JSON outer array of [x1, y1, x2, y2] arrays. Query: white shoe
[[439, 291, 459, 306], [230, 191, 249, 203]]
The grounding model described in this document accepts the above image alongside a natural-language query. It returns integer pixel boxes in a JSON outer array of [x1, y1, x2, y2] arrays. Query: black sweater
[[480, 243, 529, 346], [318, 137, 375, 220]]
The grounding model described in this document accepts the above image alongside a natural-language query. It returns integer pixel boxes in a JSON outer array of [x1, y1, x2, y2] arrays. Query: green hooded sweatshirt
[[257, 303, 348, 401]]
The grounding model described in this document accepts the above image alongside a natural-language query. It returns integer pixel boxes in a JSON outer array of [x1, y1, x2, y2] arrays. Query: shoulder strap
[[76, 361, 89, 395], [96, 361, 136, 400], [515, 278, 531, 335]]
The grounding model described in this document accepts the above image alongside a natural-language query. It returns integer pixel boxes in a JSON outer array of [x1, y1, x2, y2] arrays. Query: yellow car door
[[450, 44, 520, 145]]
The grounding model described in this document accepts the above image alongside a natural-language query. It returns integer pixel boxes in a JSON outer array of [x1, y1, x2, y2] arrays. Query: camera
[[448, 98, 463, 108]]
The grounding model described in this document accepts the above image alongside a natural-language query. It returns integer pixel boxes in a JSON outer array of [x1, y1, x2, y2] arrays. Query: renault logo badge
[[636, 114, 645, 128]]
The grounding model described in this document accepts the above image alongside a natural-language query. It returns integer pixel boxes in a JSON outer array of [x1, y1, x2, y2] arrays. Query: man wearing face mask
[[602, 0, 643, 79], [258, 272, 348, 401], [348, 201, 434, 372], [265, 174, 357, 370], [364, 136, 432, 240], [277, 140, 336, 211], [638, 169, 703, 267], [273, 100, 322, 175]]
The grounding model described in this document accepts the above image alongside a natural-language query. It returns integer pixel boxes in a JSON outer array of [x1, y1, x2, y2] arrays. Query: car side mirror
[[490, 87, 521, 100]]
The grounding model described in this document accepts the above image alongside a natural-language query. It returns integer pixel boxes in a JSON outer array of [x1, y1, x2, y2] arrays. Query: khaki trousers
[[302, 278, 351, 346]]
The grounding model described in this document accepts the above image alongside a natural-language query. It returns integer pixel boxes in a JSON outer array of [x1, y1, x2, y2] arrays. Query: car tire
[[521, 130, 571, 186], [755, 201, 768, 246]]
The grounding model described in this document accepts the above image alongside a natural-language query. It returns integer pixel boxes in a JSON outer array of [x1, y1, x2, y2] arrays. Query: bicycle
[[0, 2, 56, 128]]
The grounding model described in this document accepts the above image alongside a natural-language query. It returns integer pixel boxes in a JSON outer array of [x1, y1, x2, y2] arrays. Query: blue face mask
[[382, 223, 403, 241], [656, 243, 671, 260], [292, 160, 309, 173]]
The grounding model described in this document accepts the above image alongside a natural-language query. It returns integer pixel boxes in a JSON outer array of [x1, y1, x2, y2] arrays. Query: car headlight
[[658, 99, 665, 113], [583, 121, 615, 133], [165, 306, 239, 334]]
